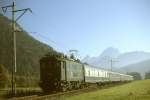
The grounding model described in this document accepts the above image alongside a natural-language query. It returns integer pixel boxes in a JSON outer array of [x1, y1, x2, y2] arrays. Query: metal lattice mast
[[1, 1, 32, 96], [12, 1, 16, 95], [110, 58, 119, 71]]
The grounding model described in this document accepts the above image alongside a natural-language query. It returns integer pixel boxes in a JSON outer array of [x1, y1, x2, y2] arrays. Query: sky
[[1, 0, 150, 58]]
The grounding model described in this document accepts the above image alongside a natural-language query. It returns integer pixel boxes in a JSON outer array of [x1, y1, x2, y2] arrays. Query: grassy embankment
[[63, 80, 150, 100], [0, 87, 42, 98]]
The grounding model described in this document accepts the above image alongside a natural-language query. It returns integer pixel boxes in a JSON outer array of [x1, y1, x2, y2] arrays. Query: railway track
[[8, 82, 127, 100], [9, 86, 99, 100]]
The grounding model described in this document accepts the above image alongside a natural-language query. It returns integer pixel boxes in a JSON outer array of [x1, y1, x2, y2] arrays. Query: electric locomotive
[[39, 53, 85, 92]]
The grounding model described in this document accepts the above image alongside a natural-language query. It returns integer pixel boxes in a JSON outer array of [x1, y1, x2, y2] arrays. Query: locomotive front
[[39, 55, 61, 92]]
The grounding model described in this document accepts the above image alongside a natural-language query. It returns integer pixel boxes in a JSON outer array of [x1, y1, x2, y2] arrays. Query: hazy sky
[[1, 0, 150, 57]]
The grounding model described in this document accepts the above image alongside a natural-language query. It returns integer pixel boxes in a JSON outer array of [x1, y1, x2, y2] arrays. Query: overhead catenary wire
[[29, 32, 83, 59], [29, 32, 69, 52], [29, 32, 61, 46], [102, 56, 119, 71], [1, 0, 79, 59], [18, 5, 81, 58], [0, 0, 7, 13]]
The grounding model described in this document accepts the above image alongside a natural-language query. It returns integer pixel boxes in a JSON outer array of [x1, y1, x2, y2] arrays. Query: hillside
[[118, 59, 150, 78], [0, 14, 56, 76], [117, 52, 150, 67]]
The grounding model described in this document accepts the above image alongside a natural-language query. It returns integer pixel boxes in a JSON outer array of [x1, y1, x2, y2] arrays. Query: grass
[[0, 87, 42, 98], [62, 80, 150, 100]]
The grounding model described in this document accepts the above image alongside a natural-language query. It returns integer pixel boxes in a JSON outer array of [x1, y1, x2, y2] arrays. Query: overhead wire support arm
[[1, 5, 13, 13], [14, 8, 32, 21], [1, 1, 32, 97]]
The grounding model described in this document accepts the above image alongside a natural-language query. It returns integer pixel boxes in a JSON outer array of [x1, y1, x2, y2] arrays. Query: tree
[[0, 64, 9, 88], [70, 53, 75, 59], [145, 71, 150, 79], [127, 72, 142, 80]]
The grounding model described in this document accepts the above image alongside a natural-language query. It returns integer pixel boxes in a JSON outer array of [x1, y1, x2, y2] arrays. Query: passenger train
[[39, 53, 133, 92]]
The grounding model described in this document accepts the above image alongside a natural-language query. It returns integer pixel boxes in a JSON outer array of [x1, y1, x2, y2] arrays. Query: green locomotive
[[39, 54, 85, 92]]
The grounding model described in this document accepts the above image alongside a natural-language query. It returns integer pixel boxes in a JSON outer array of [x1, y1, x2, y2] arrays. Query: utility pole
[[109, 58, 119, 81], [109, 58, 119, 71], [102, 56, 119, 71], [103, 57, 119, 81], [110, 59, 112, 71], [1, 0, 32, 96]]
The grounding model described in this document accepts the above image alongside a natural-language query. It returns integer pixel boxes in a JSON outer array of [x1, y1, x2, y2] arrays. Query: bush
[[145, 71, 150, 79], [127, 72, 142, 80], [0, 64, 9, 88]]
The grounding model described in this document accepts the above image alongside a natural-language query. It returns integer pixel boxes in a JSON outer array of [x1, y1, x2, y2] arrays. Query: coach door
[[61, 61, 66, 81]]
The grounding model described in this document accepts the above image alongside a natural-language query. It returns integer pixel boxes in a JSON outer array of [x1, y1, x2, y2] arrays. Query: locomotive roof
[[41, 54, 81, 63]]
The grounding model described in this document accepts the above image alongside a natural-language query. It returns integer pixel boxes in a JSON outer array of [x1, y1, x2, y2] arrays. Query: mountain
[[82, 47, 120, 69], [117, 51, 150, 67], [82, 47, 150, 69], [118, 59, 150, 78], [99, 47, 120, 58], [0, 14, 56, 76]]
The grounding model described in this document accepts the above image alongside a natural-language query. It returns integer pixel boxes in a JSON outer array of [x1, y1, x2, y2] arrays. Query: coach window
[[88, 70, 90, 76], [63, 61, 66, 69]]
